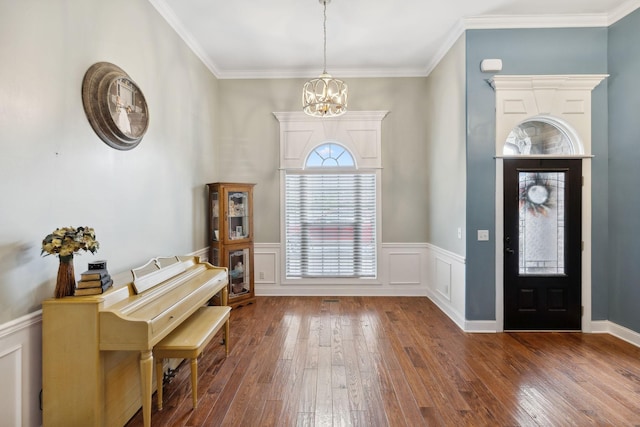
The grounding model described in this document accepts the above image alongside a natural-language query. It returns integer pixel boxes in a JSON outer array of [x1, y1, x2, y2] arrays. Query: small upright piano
[[42, 256, 228, 427]]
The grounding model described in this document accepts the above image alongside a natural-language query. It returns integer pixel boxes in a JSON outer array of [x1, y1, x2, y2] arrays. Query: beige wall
[[0, 0, 436, 325], [217, 77, 431, 244], [424, 35, 467, 255], [0, 0, 220, 323]]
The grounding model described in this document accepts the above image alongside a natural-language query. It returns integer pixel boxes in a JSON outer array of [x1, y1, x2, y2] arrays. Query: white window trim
[[274, 111, 388, 285]]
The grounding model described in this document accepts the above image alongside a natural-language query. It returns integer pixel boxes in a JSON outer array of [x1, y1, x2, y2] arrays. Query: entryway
[[503, 158, 582, 330], [491, 75, 606, 332]]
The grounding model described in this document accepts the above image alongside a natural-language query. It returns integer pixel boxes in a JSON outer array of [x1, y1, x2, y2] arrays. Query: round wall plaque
[[82, 62, 149, 150]]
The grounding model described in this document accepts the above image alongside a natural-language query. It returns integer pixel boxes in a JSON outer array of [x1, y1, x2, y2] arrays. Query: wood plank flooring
[[125, 296, 640, 426]]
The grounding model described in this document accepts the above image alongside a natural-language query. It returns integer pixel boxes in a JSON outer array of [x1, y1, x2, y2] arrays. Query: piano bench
[[153, 305, 231, 410]]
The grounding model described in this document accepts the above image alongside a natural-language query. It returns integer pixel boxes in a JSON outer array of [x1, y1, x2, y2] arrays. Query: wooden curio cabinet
[[207, 182, 256, 308]]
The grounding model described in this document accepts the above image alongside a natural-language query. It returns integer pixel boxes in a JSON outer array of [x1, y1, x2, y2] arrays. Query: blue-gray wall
[[608, 9, 640, 332], [465, 28, 609, 321]]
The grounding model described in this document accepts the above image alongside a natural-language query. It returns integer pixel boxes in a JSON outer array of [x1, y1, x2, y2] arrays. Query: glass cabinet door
[[227, 191, 250, 241], [211, 191, 219, 242], [228, 246, 251, 299]]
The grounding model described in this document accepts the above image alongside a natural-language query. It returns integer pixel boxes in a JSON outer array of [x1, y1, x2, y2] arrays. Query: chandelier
[[302, 0, 348, 117]]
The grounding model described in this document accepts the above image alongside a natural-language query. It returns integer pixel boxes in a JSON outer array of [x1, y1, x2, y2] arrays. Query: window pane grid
[[286, 173, 376, 278]]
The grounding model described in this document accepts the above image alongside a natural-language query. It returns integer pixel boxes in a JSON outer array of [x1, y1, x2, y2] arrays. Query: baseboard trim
[[591, 320, 640, 347], [464, 320, 498, 333], [590, 320, 610, 333], [256, 286, 428, 297], [425, 288, 466, 330]]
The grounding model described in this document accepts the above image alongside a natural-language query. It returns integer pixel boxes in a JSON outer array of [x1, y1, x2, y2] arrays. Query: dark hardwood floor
[[126, 296, 640, 426]]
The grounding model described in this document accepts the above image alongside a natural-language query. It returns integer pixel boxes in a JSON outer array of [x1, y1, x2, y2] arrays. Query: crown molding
[[608, 0, 640, 24], [464, 1, 640, 29], [464, 13, 609, 30], [149, 0, 640, 80], [422, 19, 466, 77], [147, 0, 221, 77], [214, 67, 430, 80]]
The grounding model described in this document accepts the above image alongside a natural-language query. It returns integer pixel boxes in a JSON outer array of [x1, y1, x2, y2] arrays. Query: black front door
[[503, 159, 582, 330]]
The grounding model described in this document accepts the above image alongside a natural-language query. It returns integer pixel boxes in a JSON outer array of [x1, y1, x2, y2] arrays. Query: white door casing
[[491, 74, 607, 332]]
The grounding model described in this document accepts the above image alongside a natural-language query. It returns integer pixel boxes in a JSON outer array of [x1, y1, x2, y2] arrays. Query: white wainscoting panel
[[0, 311, 42, 427], [254, 243, 429, 296], [254, 243, 279, 285], [435, 257, 452, 301], [424, 244, 466, 330], [0, 345, 21, 427], [388, 251, 421, 285], [251, 243, 467, 327]]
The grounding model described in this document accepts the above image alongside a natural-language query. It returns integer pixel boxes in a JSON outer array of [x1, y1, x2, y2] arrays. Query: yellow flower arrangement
[[41, 226, 99, 259]]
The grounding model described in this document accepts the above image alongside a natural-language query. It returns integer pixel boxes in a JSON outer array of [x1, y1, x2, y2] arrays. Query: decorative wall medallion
[[82, 62, 149, 150]]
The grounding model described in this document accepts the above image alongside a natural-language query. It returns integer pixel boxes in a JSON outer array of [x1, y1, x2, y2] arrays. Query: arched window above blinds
[[305, 143, 355, 168]]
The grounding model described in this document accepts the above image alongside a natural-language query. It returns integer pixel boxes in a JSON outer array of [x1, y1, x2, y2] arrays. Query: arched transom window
[[503, 116, 583, 156], [305, 143, 355, 168]]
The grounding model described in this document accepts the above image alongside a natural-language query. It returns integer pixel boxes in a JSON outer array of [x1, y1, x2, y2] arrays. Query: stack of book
[[75, 262, 113, 296]]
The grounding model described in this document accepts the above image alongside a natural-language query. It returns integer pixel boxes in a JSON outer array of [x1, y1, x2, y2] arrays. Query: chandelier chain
[[322, 0, 327, 74]]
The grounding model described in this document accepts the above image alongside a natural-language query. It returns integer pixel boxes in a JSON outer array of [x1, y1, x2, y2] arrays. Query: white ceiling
[[149, 0, 639, 79]]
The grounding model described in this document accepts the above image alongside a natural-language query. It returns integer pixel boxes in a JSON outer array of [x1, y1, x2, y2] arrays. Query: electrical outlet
[[259, 271, 265, 280], [477, 230, 489, 241], [457, 227, 462, 239]]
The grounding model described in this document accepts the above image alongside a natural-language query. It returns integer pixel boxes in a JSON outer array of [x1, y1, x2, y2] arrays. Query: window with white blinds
[[285, 173, 377, 278]]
